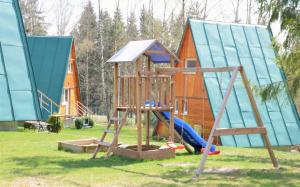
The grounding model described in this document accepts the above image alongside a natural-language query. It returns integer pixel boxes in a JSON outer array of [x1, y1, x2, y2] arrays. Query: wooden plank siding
[[155, 25, 218, 144], [59, 42, 81, 117]]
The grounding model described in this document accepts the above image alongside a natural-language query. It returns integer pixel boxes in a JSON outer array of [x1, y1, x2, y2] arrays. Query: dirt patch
[[159, 162, 194, 167], [291, 145, 300, 153], [203, 168, 240, 174], [12, 177, 49, 187]]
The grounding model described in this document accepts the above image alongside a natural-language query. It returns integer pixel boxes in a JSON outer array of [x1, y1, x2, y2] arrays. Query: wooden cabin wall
[[156, 25, 217, 143], [60, 42, 81, 116]]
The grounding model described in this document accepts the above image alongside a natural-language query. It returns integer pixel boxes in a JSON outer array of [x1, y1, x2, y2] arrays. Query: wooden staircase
[[92, 109, 129, 159]]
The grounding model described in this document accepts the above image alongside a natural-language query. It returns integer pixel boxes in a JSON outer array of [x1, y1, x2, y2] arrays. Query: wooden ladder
[[92, 109, 128, 159]]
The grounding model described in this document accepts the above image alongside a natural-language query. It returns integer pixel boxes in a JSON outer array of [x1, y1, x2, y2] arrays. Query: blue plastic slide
[[160, 111, 216, 153]]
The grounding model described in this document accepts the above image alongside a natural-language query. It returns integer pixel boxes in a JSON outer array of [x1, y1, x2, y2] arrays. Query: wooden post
[[169, 56, 175, 141], [114, 63, 119, 146], [240, 68, 278, 168], [136, 58, 142, 153], [146, 57, 151, 146], [196, 67, 239, 176]]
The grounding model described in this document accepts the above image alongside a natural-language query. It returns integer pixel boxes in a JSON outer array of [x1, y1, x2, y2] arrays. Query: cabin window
[[182, 99, 188, 115], [68, 63, 72, 73], [185, 59, 196, 74], [175, 99, 178, 114], [62, 89, 69, 104]]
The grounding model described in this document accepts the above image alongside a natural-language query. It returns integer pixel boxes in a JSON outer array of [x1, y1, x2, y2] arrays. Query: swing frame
[[155, 66, 279, 175]]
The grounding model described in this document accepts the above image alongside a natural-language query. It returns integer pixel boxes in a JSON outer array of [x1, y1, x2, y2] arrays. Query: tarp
[[107, 39, 179, 63], [188, 19, 300, 146], [27, 36, 73, 120], [0, 0, 41, 121]]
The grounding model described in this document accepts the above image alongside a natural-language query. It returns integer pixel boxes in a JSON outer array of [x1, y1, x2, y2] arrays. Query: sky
[[41, 0, 280, 37]]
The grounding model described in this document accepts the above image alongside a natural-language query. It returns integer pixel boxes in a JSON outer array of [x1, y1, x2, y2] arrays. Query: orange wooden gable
[[59, 42, 81, 117]]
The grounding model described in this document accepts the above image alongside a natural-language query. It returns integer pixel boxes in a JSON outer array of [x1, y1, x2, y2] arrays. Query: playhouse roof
[[27, 36, 73, 120], [107, 39, 179, 63], [0, 0, 41, 122], [186, 19, 300, 146]]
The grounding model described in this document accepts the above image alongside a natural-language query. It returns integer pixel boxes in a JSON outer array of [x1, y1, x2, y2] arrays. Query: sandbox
[[113, 145, 175, 160], [57, 138, 103, 153]]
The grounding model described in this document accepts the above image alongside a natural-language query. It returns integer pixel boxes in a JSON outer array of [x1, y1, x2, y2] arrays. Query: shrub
[[75, 118, 83, 129], [74, 117, 94, 129], [47, 115, 63, 133], [83, 117, 94, 127]]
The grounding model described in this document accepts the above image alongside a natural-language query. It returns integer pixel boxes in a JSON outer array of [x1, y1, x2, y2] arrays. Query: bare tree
[[246, 0, 253, 24], [54, 0, 72, 35], [202, 0, 208, 20], [97, 0, 110, 120], [232, 0, 241, 23]]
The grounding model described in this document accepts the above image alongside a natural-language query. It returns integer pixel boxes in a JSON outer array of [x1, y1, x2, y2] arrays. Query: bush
[[83, 117, 94, 127], [47, 115, 63, 133], [75, 118, 83, 129], [74, 117, 94, 129]]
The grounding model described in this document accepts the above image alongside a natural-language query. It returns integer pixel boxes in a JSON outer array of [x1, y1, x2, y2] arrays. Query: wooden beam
[[156, 66, 241, 74], [136, 58, 142, 153], [114, 64, 119, 146], [144, 50, 169, 55], [146, 57, 151, 146], [169, 56, 175, 141], [240, 68, 278, 168], [196, 67, 239, 176], [213, 127, 266, 136]]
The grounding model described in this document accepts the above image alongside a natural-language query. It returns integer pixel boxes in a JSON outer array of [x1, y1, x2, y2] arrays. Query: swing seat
[[201, 148, 221, 155], [167, 142, 185, 150]]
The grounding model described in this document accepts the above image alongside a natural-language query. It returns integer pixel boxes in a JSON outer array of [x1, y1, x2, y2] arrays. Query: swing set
[[91, 40, 278, 175]]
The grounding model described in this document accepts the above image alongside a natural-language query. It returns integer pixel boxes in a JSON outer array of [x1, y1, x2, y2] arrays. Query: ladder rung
[[104, 129, 115, 134], [110, 117, 121, 122], [98, 141, 111, 147]]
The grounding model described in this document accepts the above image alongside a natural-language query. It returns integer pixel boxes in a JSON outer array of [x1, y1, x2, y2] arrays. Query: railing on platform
[[117, 75, 174, 110]]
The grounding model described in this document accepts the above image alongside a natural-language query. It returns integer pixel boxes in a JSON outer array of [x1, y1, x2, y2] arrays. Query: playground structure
[[91, 39, 278, 174], [92, 40, 179, 160]]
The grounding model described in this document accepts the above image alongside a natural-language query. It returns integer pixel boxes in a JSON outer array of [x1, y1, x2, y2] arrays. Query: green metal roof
[[27, 36, 73, 120], [0, 0, 41, 121], [188, 19, 300, 146]]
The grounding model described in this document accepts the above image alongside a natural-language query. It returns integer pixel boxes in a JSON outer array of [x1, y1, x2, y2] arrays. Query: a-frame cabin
[[156, 19, 300, 147]]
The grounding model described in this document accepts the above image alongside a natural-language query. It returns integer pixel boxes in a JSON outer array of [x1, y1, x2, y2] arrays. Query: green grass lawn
[[0, 124, 299, 187]]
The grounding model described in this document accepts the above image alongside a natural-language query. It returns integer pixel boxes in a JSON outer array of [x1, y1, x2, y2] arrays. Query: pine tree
[[169, 12, 183, 52], [112, 4, 126, 53], [19, 0, 47, 35], [257, 0, 300, 103], [74, 1, 98, 109], [126, 12, 139, 41], [139, 5, 152, 39]]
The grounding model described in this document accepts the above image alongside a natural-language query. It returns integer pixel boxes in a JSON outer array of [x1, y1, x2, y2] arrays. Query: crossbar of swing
[[195, 67, 278, 176], [154, 66, 241, 74]]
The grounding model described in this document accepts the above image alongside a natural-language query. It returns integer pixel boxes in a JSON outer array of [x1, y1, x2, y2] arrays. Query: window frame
[[182, 99, 188, 115], [184, 58, 197, 75], [175, 99, 179, 114], [68, 63, 72, 73]]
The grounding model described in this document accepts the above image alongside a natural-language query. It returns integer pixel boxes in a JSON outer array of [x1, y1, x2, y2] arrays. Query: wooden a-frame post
[[195, 66, 278, 176]]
